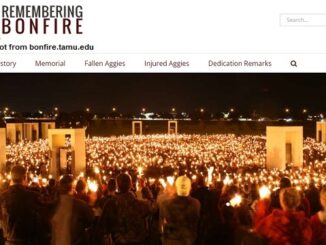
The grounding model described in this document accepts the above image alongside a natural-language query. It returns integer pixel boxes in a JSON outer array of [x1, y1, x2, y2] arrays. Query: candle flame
[[259, 185, 271, 199], [229, 194, 242, 207]]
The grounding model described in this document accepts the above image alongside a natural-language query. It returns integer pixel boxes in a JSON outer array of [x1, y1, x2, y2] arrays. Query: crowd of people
[[0, 134, 325, 245]]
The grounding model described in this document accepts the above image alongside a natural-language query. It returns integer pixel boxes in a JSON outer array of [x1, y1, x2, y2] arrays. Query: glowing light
[[259, 186, 271, 199], [207, 166, 214, 185], [167, 176, 175, 186], [137, 166, 143, 176], [78, 172, 85, 179], [229, 194, 242, 207], [223, 175, 232, 185], [94, 166, 100, 174], [87, 180, 98, 192], [42, 178, 48, 187], [3, 133, 326, 202], [159, 178, 167, 189]]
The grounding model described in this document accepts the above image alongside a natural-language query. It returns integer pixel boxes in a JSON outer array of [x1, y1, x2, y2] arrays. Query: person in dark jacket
[[100, 173, 152, 245], [306, 182, 322, 215], [191, 175, 223, 245], [51, 174, 94, 245], [0, 165, 44, 245], [160, 176, 200, 245]]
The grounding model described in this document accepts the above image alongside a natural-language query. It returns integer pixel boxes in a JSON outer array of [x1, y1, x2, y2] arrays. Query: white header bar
[[0, 0, 326, 72]]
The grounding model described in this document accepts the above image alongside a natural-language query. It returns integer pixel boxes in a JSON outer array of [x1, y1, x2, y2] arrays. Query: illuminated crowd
[[3, 134, 326, 191], [0, 134, 326, 244]]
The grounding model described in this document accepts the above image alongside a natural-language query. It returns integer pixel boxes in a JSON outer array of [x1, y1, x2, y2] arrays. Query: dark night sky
[[0, 74, 325, 115]]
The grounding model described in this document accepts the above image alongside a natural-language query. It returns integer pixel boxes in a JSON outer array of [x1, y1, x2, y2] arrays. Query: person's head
[[75, 179, 86, 194], [117, 173, 132, 193], [197, 175, 206, 188], [280, 187, 301, 211], [48, 178, 56, 188], [59, 174, 74, 195], [320, 187, 326, 210], [107, 178, 117, 193], [175, 176, 191, 197], [10, 165, 26, 185], [309, 181, 316, 190], [141, 186, 154, 200], [280, 177, 291, 189]]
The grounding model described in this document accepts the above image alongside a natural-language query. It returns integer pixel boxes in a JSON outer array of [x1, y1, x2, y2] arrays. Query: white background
[[0, 0, 326, 72]]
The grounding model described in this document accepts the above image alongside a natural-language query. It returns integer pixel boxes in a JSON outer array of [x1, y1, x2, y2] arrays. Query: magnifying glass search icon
[[290, 60, 297, 67]]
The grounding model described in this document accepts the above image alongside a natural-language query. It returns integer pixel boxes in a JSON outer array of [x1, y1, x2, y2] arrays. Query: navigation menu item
[[84, 60, 126, 68], [0, 61, 16, 68], [144, 60, 190, 69], [35, 60, 66, 67]]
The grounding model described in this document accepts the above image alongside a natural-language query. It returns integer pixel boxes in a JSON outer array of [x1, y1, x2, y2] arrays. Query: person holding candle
[[219, 185, 252, 244], [51, 174, 94, 245], [100, 173, 152, 245], [91, 178, 117, 245], [253, 185, 272, 226], [310, 187, 326, 245], [75, 179, 90, 204], [255, 187, 312, 245]]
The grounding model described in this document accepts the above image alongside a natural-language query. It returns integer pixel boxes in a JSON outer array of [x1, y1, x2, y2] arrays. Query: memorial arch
[[23, 123, 39, 141], [316, 121, 326, 143], [132, 121, 143, 135], [48, 128, 86, 177], [6, 123, 23, 144], [266, 126, 303, 169], [168, 120, 178, 134], [41, 122, 56, 139]]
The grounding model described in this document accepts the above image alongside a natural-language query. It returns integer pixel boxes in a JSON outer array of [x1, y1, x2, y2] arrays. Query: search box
[[280, 14, 326, 27]]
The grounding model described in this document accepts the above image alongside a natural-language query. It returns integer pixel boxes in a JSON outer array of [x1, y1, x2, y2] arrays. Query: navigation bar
[[0, 54, 325, 72]]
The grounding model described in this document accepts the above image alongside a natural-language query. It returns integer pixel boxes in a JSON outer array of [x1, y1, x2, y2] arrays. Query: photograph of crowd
[[0, 74, 325, 245]]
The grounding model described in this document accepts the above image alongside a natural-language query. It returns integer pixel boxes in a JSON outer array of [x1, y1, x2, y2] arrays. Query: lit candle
[[87, 180, 99, 192], [223, 175, 232, 185], [167, 176, 175, 186], [228, 194, 242, 207], [159, 178, 167, 189], [207, 166, 214, 185], [94, 166, 100, 174], [137, 166, 143, 177], [259, 186, 271, 199]]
